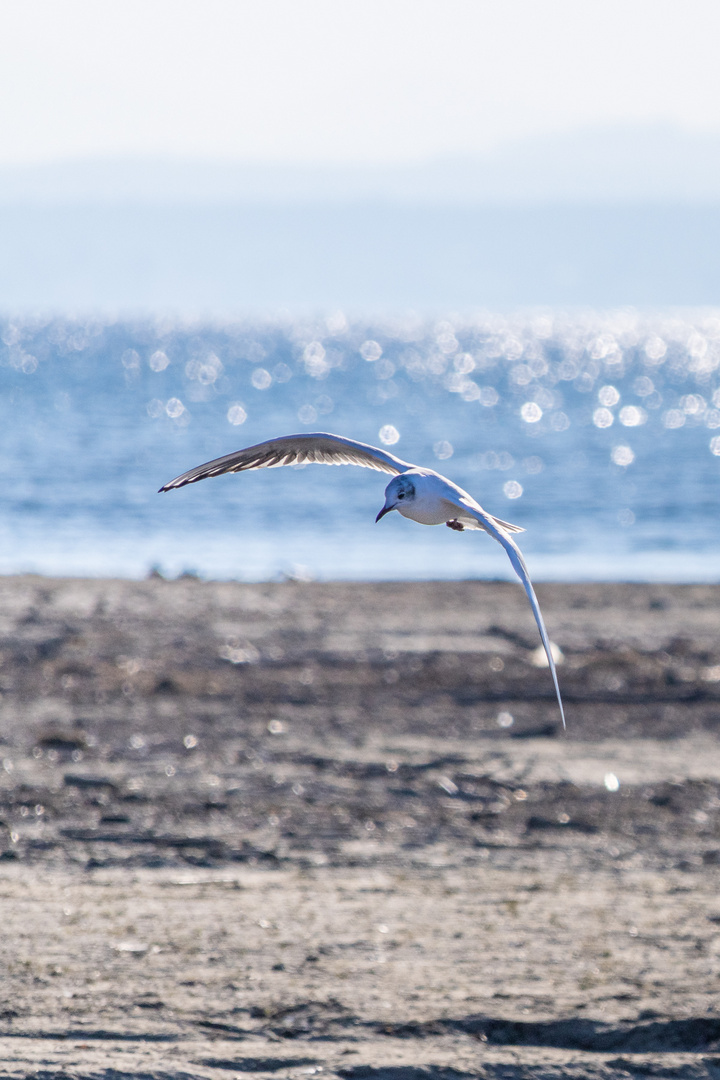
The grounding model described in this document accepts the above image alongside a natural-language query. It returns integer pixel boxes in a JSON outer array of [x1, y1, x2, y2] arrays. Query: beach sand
[[0, 575, 719, 1078]]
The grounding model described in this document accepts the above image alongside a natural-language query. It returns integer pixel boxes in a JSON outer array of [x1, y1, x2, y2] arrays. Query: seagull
[[159, 432, 565, 727]]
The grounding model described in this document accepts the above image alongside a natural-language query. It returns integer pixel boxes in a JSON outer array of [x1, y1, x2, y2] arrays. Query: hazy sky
[[2, 0, 720, 166]]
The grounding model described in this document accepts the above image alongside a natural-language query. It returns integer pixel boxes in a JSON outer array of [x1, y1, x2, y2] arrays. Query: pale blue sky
[[2, 0, 720, 166]]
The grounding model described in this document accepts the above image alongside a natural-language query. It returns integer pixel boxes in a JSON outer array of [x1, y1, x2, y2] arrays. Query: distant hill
[[1, 202, 719, 313], [2, 125, 720, 313], [2, 124, 720, 205]]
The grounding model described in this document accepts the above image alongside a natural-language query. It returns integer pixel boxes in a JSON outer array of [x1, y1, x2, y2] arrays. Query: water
[[1, 309, 718, 583], [4, 204, 720, 311]]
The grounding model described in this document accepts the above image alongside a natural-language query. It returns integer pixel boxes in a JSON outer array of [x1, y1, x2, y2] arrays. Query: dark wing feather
[[159, 432, 414, 491]]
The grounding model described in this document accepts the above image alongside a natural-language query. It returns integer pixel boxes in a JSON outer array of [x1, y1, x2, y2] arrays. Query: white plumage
[[160, 432, 565, 727]]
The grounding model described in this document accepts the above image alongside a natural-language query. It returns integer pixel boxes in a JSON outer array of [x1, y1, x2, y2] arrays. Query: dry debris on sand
[[0, 575, 720, 1079]]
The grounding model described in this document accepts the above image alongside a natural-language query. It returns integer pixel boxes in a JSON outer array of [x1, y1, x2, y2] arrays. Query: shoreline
[[5, 565, 720, 585]]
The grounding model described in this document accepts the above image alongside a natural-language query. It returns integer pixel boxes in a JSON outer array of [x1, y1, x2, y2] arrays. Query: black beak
[[375, 505, 392, 523]]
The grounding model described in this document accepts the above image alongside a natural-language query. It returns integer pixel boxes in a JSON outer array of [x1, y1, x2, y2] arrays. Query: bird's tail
[[489, 526, 566, 730], [490, 515, 524, 534], [462, 502, 565, 728]]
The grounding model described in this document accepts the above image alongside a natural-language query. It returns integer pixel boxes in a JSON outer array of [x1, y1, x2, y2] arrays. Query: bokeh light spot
[[663, 409, 685, 429], [360, 340, 383, 362], [121, 349, 140, 372], [453, 353, 475, 374], [251, 367, 272, 390], [598, 385, 620, 407], [303, 342, 329, 378], [633, 375, 654, 397], [523, 456, 544, 474], [149, 350, 170, 372], [611, 445, 635, 467], [520, 402, 543, 423], [433, 440, 454, 460], [273, 362, 293, 383], [644, 337, 667, 362], [680, 394, 705, 415], [379, 424, 400, 445], [593, 407, 614, 428], [619, 405, 647, 427]]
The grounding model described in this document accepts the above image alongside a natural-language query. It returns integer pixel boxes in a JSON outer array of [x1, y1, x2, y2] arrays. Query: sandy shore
[[1, 575, 720, 1079]]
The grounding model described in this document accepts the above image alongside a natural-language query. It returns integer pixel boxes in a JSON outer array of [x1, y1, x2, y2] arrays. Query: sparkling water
[[1, 310, 718, 582]]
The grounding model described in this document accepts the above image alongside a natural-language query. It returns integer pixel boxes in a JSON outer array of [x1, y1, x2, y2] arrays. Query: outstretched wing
[[456, 496, 565, 728], [159, 432, 414, 492]]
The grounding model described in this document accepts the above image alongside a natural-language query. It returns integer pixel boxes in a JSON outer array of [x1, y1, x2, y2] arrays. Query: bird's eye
[[398, 492, 405, 499]]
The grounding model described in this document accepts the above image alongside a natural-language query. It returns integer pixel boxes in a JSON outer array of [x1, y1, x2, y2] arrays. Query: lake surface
[[1, 309, 718, 582]]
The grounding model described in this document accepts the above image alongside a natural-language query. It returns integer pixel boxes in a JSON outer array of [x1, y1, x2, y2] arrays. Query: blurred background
[[1, 0, 719, 581]]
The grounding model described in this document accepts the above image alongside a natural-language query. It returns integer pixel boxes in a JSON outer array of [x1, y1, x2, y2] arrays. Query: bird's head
[[376, 474, 416, 522]]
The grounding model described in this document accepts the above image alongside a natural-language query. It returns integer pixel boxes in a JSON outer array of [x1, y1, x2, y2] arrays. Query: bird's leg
[[446, 519, 465, 531]]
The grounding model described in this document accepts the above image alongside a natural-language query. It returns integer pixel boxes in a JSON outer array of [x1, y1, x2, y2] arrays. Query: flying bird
[[159, 432, 565, 727]]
